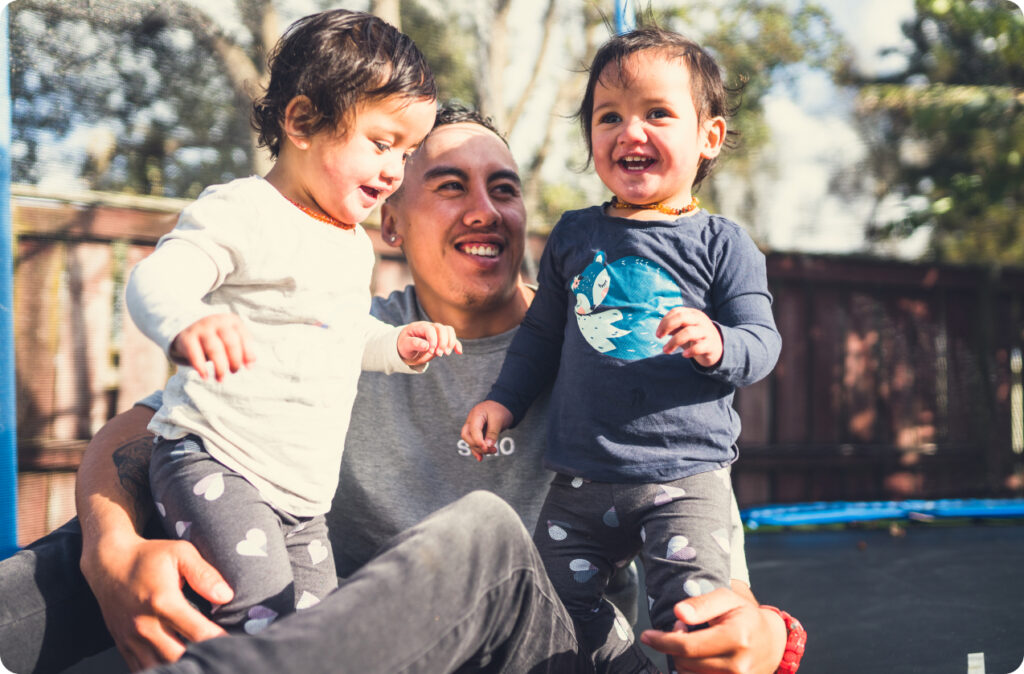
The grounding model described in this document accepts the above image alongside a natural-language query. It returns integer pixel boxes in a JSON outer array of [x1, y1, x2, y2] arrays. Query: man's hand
[[657, 307, 724, 368], [169, 313, 255, 381], [397, 321, 462, 368], [640, 587, 787, 674], [80, 532, 233, 672], [461, 401, 514, 461]]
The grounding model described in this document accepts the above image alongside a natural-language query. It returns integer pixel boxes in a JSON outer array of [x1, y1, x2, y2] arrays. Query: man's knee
[[461, 490, 519, 522], [431, 491, 531, 553]]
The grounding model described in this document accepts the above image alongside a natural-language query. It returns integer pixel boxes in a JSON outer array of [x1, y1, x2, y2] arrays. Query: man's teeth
[[463, 244, 499, 257]]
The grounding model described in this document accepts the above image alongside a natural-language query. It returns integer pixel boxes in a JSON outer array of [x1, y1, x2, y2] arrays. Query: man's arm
[[75, 405, 231, 672]]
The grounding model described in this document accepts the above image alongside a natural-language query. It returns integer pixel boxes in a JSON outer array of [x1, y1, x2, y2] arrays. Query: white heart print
[[308, 540, 329, 565], [192, 473, 225, 501], [236, 528, 268, 557]]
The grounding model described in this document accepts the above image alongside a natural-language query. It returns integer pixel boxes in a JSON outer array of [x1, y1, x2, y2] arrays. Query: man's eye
[[493, 184, 520, 197], [438, 181, 464, 192]]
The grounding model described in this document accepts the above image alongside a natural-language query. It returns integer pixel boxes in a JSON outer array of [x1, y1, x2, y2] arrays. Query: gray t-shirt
[[140, 285, 750, 585], [328, 286, 554, 576]]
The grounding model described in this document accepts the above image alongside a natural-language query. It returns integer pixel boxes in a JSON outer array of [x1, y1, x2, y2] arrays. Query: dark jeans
[[143, 491, 594, 673], [0, 492, 652, 674], [3, 494, 598, 673]]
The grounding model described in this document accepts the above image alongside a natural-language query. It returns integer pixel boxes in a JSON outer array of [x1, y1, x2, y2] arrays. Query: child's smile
[[619, 154, 656, 172]]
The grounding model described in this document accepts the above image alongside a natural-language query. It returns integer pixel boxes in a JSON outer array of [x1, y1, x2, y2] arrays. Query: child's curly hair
[[252, 10, 436, 158]]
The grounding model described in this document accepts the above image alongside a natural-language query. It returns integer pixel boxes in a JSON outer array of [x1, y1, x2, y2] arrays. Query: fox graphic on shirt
[[570, 250, 682, 360]]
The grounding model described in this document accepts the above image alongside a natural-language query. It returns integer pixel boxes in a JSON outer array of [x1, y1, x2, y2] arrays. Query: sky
[[741, 0, 921, 256], [728, 0, 1022, 257]]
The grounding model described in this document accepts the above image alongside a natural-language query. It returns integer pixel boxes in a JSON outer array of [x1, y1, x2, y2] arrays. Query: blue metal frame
[[0, 6, 18, 559], [615, 0, 635, 34]]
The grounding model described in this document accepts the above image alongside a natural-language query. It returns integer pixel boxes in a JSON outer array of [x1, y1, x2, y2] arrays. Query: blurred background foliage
[[850, 0, 1024, 265], [7, 0, 1023, 265]]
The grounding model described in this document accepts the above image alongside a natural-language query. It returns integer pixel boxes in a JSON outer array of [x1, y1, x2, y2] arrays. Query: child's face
[[299, 95, 436, 227], [590, 50, 723, 214]]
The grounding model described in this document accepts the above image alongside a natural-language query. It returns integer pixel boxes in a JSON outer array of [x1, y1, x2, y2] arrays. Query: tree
[[10, 0, 288, 198], [651, 0, 848, 234], [852, 0, 1024, 265]]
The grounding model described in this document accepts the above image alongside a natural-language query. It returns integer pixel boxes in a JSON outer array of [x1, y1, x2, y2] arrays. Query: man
[[0, 106, 790, 674]]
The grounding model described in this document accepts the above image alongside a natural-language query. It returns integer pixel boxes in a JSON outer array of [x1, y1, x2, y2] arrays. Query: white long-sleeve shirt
[[127, 176, 416, 515]]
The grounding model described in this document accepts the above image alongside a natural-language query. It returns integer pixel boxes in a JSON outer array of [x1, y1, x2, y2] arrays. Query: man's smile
[[455, 236, 505, 259], [457, 243, 501, 258]]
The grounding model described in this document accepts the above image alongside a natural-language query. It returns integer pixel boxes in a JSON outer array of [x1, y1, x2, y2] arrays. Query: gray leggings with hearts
[[534, 469, 734, 673], [149, 435, 338, 633]]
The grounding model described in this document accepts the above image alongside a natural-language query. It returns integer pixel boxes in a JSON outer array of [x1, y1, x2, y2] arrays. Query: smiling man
[[327, 107, 554, 577]]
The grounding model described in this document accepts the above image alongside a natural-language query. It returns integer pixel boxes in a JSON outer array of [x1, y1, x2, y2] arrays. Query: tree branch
[[506, 0, 558, 133]]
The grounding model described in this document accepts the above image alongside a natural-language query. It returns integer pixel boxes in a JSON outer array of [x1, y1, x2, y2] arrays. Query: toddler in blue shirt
[[463, 25, 781, 673]]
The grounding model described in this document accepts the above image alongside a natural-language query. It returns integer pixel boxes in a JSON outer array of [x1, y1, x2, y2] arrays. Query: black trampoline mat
[[746, 523, 1024, 673]]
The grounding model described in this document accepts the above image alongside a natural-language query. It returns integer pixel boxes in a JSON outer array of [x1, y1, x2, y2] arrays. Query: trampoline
[[741, 499, 1024, 674]]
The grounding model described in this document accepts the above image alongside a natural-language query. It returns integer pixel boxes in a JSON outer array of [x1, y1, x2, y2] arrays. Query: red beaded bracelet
[[761, 605, 806, 674]]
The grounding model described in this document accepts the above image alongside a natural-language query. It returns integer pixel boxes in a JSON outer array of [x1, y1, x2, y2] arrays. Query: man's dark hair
[[252, 10, 436, 158], [433, 102, 508, 147], [577, 25, 739, 187]]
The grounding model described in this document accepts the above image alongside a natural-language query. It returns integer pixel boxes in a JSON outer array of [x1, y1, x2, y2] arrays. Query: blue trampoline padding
[[742, 498, 1024, 528]]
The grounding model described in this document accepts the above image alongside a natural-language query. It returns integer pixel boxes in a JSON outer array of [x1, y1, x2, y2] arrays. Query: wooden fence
[[10, 187, 1024, 543], [732, 253, 1024, 505]]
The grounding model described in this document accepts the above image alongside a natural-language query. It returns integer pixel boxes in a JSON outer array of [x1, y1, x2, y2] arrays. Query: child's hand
[[169, 314, 255, 382], [397, 321, 463, 368], [657, 307, 724, 368], [461, 401, 513, 461]]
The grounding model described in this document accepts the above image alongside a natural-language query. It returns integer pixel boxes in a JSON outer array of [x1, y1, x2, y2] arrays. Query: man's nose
[[463, 190, 500, 227]]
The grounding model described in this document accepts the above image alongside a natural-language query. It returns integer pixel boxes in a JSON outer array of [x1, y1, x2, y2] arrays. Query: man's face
[[385, 122, 526, 315]]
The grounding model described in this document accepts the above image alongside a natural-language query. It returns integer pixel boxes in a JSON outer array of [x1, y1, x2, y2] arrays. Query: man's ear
[[700, 116, 727, 160], [380, 203, 404, 248], [282, 96, 316, 150]]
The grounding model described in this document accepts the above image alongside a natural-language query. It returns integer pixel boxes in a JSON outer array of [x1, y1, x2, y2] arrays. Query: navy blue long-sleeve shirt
[[487, 206, 781, 483]]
